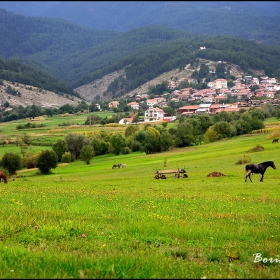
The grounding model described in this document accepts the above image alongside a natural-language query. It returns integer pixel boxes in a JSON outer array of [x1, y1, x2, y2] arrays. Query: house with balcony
[[260, 76, 277, 84], [144, 107, 165, 122], [195, 104, 210, 115]]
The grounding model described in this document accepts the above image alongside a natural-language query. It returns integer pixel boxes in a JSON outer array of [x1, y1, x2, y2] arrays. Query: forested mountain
[[0, 9, 119, 63], [0, 4, 280, 103], [0, 2, 280, 46], [0, 58, 78, 97]]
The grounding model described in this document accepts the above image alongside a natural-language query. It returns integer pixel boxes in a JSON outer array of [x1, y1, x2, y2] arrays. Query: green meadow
[[0, 114, 280, 278]]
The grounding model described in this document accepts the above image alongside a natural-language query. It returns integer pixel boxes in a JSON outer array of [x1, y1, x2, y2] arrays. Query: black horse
[[245, 161, 276, 182]]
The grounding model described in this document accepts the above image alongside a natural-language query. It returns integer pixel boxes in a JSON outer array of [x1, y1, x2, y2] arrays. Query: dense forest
[[1, 2, 280, 46], [0, 7, 280, 102]]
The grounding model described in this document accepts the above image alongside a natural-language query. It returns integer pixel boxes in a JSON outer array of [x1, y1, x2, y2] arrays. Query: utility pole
[[88, 106, 91, 126]]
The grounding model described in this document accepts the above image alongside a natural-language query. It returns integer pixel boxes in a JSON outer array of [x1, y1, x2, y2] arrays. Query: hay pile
[[207, 171, 225, 177]]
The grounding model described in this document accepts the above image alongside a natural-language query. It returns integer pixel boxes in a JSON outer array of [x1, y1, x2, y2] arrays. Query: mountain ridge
[[0, 3, 279, 107]]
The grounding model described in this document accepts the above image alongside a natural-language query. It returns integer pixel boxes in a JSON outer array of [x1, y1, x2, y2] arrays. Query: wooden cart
[[154, 168, 188, 179]]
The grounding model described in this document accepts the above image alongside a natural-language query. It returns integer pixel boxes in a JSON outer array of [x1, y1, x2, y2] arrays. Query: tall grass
[[0, 128, 279, 278]]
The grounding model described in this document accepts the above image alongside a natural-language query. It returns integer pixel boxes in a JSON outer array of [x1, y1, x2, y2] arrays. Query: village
[[106, 75, 280, 124]]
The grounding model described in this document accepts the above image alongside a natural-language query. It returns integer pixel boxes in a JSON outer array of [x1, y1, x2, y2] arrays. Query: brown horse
[[272, 138, 279, 143], [0, 171, 8, 183]]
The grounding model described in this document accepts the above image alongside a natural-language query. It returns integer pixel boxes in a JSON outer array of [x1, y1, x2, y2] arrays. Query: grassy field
[[0, 114, 280, 278]]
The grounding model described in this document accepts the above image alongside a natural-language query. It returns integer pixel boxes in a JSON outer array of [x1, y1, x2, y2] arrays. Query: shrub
[[36, 150, 58, 174], [247, 144, 265, 153], [235, 155, 251, 165], [61, 152, 72, 163], [22, 151, 42, 169], [52, 139, 68, 162], [130, 140, 141, 152], [1, 152, 22, 175], [122, 146, 131, 154], [80, 145, 94, 164]]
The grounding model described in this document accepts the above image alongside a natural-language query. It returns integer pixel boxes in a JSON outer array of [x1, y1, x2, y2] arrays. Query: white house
[[144, 108, 165, 122], [252, 77, 259, 85], [146, 99, 158, 108], [215, 78, 227, 89], [195, 103, 211, 114], [207, 78, 227, 89], [127, 101, 139, 110], [261, 77, 277, 84], [119, 112, 135, 125]]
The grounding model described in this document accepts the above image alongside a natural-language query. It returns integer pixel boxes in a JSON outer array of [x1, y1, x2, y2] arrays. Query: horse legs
[[245, 170, 252, 182], [248, 173, 252, 182], [260, 173, 264, 182]]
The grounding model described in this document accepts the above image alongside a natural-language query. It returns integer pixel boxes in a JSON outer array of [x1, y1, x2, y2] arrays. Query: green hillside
[[0, 115, 279, 278]]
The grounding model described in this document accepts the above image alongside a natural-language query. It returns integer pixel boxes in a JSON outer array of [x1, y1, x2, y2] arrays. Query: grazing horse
[[121, 164, 126, 168], [0, 171, 7, 183], [245, 161, 276, 182], [112, 163, 121, 169], [272, 138, 279, 144]]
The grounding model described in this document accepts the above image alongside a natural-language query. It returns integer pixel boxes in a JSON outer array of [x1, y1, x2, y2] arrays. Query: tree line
[[2, 103, 278, 178]]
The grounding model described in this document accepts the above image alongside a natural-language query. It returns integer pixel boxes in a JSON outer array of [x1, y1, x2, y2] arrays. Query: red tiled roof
[[178, 105, 199, 110], [215, 107, 240, 113]]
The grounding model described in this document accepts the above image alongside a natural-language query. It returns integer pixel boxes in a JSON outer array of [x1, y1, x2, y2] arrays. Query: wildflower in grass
[[22, 224, 26, 227], [81, 233, 86, 238], [34, 226, 38, 230]]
